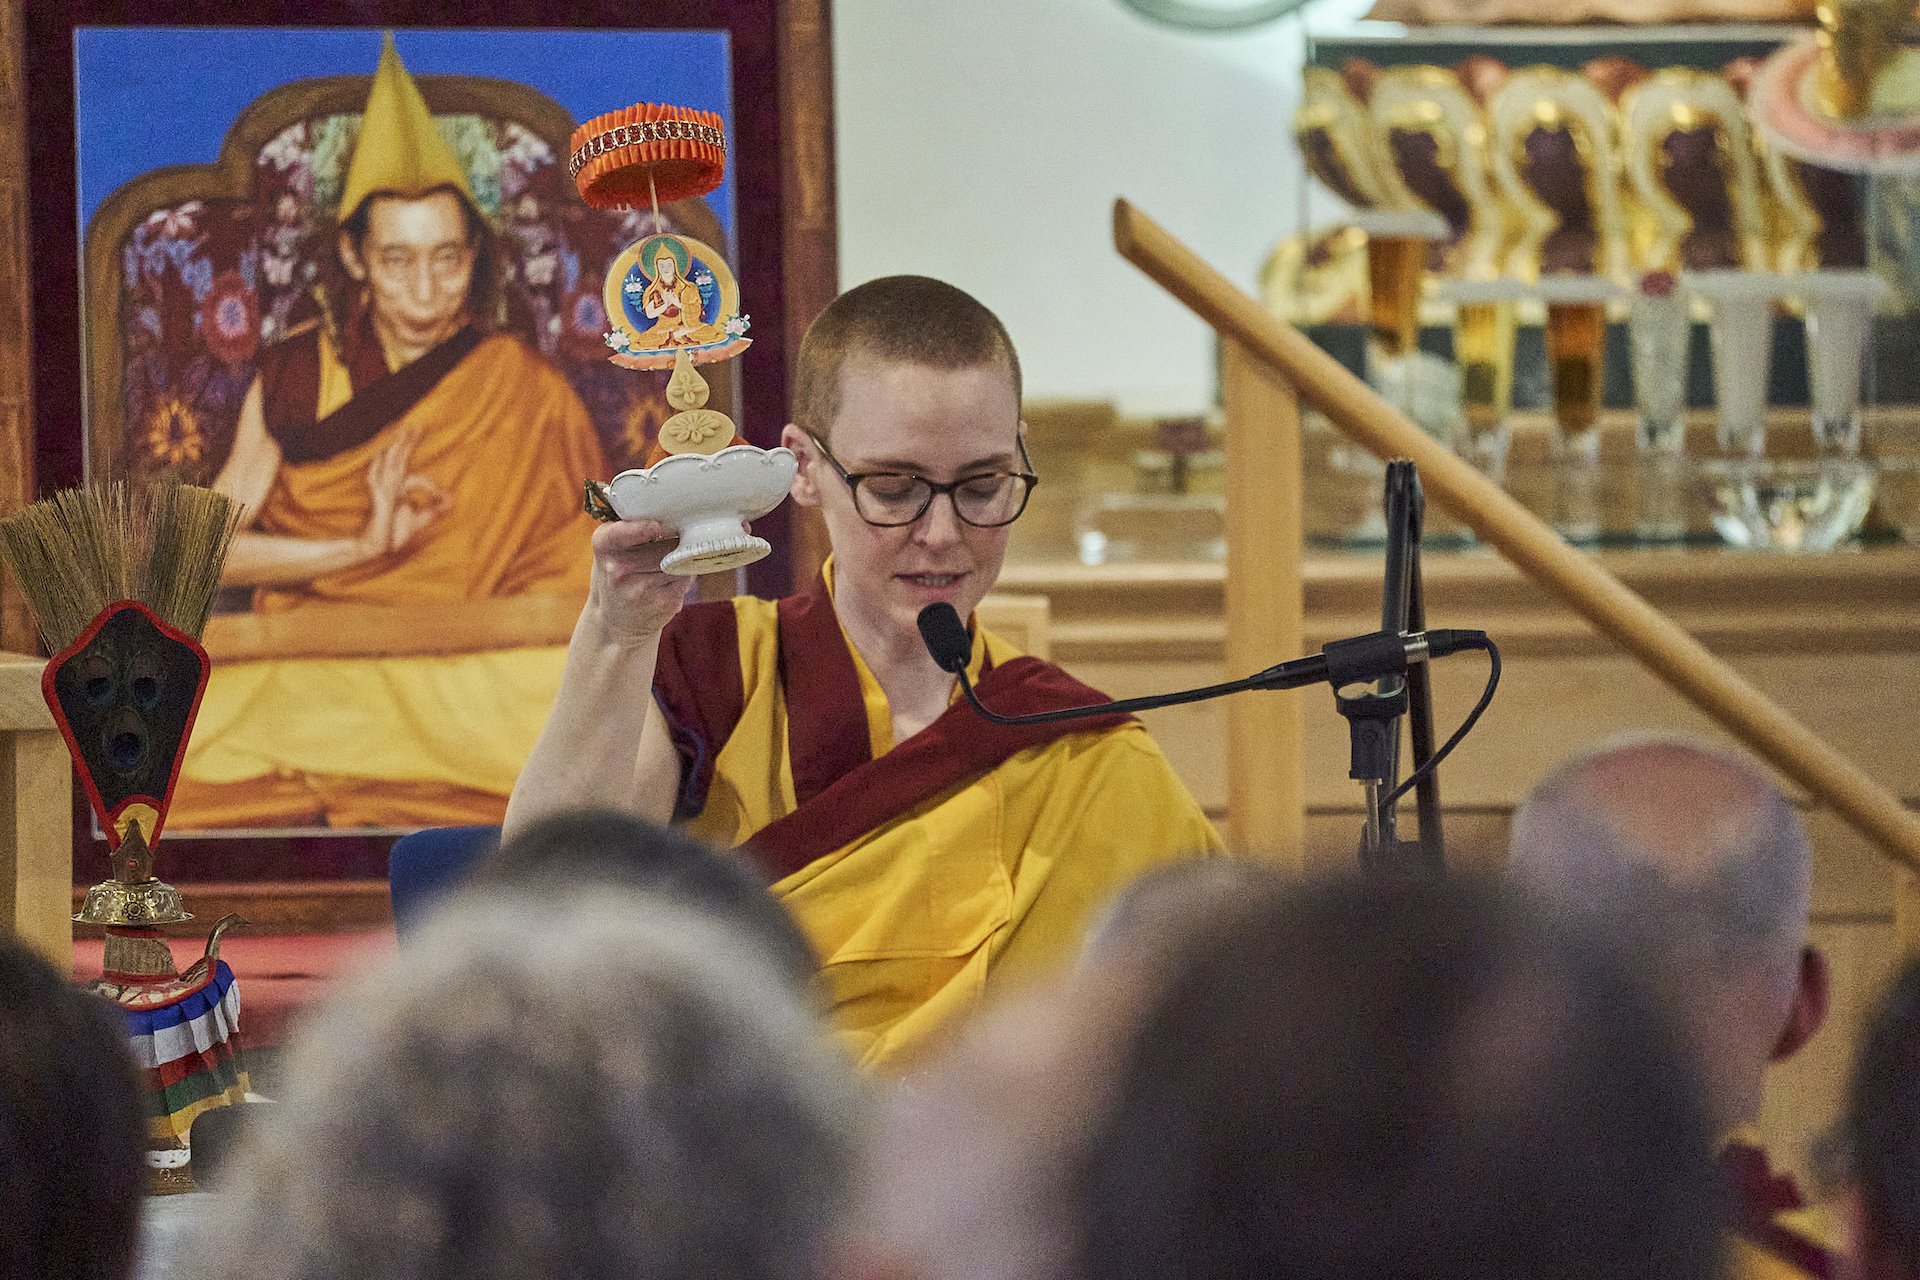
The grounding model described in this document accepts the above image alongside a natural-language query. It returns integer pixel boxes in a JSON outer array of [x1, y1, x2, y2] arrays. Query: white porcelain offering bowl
[[605, 446, 798, 575]]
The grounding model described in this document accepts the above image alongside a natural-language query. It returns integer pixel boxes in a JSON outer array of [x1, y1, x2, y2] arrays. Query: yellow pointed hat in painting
[[337, 33, 475, 221]]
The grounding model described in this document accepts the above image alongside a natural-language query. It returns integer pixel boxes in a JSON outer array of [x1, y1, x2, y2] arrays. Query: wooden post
[[1897, 872, 1920, 958], [1221, 341, 1305, 862], [0, 654, 70, 966]]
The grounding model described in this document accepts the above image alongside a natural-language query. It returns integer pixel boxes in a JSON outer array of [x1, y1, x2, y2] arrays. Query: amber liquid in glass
[[1545, 301, 1608, 444], [1545, 300, 1609, 542], [1456, 302, 1515, 434], [1367, 236, 1427, 359]]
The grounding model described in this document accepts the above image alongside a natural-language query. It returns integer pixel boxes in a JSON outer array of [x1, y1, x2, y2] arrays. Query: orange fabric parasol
[[570, 103, 728, 209]]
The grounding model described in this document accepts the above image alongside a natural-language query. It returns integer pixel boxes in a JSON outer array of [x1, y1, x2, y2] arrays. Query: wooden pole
[[1220, 341, 1306, 861], [1897, 874, 1920, 957], [1113, 197, 1920, 875]]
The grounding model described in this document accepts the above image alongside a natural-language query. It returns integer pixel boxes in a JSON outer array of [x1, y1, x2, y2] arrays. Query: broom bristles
[[0, 479, 244, 652]]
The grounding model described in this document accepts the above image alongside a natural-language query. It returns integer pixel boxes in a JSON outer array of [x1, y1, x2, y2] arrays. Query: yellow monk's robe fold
[[655, 564, 1223, 1070], [174, 331, 606, 828]]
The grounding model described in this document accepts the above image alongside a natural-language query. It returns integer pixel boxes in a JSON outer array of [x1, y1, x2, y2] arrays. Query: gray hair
[[1078, 857, 1291, 973], [1508, 733, 1811, 996], [189, 888, 864, 1280]]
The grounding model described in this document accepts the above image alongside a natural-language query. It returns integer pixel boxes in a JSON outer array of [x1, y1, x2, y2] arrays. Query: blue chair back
[[387, 825, 501, 938]]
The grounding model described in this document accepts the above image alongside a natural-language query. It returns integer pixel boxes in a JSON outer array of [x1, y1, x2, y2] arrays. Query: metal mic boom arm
[[949, 627, 1489, 728]]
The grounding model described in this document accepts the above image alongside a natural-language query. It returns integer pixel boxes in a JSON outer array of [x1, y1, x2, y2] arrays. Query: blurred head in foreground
[[1076, 872, 1720, 1280], [1509, 734, 1825, 1133], [0, 935, 146, 1280], [1846, 957, 1920, 1280], [857, 871, 1718, 1280], [192, 890, 862, 1280], [850, 972, 1141, 1280], [475, 806, 820, 990], [1077, 855, 1291, 974], [850, 858, 1292, 1280]]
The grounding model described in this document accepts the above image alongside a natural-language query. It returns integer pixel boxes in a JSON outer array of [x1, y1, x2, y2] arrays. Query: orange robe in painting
[[172, 325, 607, 829], [249, 332, 599, 609]]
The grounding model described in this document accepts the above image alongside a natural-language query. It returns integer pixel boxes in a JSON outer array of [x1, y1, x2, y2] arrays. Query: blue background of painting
[[74, 27, 735, 238]]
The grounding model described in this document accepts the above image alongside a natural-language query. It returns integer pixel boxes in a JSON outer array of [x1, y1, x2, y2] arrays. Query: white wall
[[834, 0, 1379, 417]]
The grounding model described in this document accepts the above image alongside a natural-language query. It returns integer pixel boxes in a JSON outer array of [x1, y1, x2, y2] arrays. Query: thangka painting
[[76, 27, 737, 832]]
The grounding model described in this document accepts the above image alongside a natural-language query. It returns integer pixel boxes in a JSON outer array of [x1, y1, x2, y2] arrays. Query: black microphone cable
[[1381, 636, 1500, 807]]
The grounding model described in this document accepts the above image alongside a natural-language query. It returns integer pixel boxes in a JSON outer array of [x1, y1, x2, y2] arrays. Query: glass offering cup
[[1684, 271, 1794, 459], [1354, 210, 1448, 410], [1537, 276, 1624, 543], [1440, 279, 1523, 487], [1798, 270, 1887, 456], [1629, 274, 1692, 542], [1695, 457, 1876, 552], [1368, 234, 1427, 361]]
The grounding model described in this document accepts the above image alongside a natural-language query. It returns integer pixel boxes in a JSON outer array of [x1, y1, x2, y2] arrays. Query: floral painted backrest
[[84, 74, 729, 488]]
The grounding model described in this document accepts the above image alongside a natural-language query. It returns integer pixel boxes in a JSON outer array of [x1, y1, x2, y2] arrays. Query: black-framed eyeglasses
[[804, 431, 1039, 529]]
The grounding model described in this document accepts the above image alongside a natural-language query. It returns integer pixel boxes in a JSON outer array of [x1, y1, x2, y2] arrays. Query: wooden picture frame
[[16, 0, 835, 598], [0, 0, 835, 865]]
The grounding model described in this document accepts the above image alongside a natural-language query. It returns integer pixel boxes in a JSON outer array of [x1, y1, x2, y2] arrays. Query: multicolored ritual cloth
[[96, 960, 251, 1144]]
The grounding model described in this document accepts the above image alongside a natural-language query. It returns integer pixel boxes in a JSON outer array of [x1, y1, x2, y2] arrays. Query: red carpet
[[74, 928, 396, 1049]]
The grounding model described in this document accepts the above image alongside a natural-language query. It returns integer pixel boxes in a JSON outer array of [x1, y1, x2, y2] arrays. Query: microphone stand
[[1342, 461, 1445, 874], [931, 460, 1490, 875]]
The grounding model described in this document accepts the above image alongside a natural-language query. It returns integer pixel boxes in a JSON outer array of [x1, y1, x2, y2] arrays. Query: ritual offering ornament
[[1487, 67, 1634, 281], [1620, 69, 1769, 273], [1297, 67, 1402, 213], [0, 480, 250, 1192], [1752, 0, 1920, 174], [572, 101, 794, 575], [1367, 65, 1513, 280]]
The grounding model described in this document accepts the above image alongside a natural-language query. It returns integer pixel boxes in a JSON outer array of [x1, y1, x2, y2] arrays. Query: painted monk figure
[[634, 235, 723, 349], [175, 38, 607, 828], [508, 276, 1222, 1068]]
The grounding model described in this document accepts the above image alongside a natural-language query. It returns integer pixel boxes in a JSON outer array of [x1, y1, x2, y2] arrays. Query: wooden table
[[0, 653, 70, 965]]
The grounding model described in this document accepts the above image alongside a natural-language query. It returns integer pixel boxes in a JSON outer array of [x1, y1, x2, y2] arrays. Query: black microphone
[[916, 603, 1487, 727], [917, 601, 974, 674]]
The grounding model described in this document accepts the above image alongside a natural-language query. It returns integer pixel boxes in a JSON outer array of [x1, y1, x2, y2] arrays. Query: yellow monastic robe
[[671, 570, 1223, 1070], [174, 332, 606, 828]]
